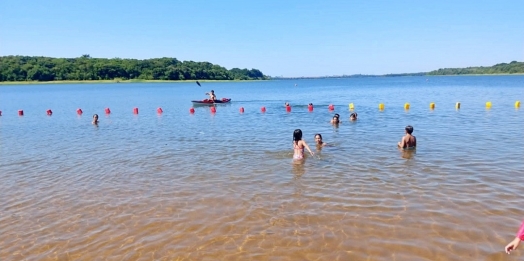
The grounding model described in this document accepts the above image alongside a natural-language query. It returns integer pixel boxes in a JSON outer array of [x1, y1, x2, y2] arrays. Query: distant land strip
[[274, 61, 524, 79], [0, 56, 523, 83], [0, 55, 268, 82]]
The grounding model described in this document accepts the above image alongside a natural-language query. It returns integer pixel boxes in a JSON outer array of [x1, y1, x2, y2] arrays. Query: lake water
[[1, 76, 523, 260]]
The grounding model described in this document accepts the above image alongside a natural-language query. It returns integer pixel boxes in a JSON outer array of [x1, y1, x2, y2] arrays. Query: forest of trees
[[427, 61, 524, 75], [0, 55, 268, 82]]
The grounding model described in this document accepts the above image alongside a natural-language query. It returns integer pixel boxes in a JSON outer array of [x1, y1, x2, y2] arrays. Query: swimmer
[[92, 114, 99, 125], [350, 112, 358, 121], [397, 125, 416, 149], [293, 129, 314, 161], [314, 133, 326, 148], [285, 102, 290, 107], [330, 113, 340, 124], [505, 220, 524, 254]]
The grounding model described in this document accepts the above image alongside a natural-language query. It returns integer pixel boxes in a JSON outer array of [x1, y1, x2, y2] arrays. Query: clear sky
[[1, 0, 523, 77]]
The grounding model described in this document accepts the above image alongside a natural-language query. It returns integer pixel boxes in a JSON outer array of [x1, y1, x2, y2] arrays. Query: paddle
[[196, 80, 201, 87]]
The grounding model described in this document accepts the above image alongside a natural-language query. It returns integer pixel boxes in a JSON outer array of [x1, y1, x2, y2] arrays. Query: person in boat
[[92, 114, 99, 125], [397, 125, 416, 149], [205, 90, 217, 101], [293, 129, 314, 162], [350, 112, 358, 121], [314, 133, 326, 148], [505, 219, 524, 254], [330, 113, 340, 124]]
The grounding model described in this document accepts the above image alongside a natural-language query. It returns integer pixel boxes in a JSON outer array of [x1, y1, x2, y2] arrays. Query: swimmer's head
[[93, 114, 98, 119], [405, 125, 414, 134], [293, 129, 303, 142], [334, 113, 340, 118], [314, 133, 323, 144], [350, 112, 357, 120], [211, 90, 214, 93]]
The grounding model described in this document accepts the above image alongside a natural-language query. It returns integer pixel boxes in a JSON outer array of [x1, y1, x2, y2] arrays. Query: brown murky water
[[1, 78, 523, 260]]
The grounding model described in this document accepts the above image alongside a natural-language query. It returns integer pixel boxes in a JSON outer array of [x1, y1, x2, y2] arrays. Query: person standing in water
[[505, 220, 524, 254], [397, 125, 416, 149], [293, 129, 314, 161]]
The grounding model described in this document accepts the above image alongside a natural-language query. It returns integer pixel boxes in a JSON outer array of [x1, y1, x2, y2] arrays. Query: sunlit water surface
[[1, 76, 523, 260]]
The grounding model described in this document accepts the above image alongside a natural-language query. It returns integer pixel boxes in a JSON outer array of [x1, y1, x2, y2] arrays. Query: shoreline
[[0, 79, 265, 85]]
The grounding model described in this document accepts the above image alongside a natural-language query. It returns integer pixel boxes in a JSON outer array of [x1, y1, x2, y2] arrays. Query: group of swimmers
[[291, 125, 416, 162]]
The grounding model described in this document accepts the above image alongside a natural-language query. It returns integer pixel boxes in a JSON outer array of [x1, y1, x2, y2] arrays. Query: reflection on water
[[1, 76, 524, 260]]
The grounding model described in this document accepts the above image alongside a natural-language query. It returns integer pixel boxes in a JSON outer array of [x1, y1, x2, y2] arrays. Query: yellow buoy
[[378, 103, 385, 110], [429, 102, 435, 109], [455, 102, 460, 109], [486, 101, 492, 108], [516, 101, 521, 108], [349, 103, 354, 110], [404, 103, 410, 110]]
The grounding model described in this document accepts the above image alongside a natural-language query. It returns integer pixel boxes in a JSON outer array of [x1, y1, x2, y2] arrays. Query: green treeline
[[427, 61, 524, 75], [0, 55, 268, 82]]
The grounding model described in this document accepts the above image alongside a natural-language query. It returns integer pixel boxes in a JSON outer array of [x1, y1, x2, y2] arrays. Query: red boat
[[191, 98, 231, 106]]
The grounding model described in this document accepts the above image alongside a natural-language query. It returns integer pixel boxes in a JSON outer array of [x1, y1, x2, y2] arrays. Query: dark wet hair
[[293, 129, 303, 145], [315, 133, 322, 139], [405, 125, 414, 134], [211, 90, 214, 93], [93, 114, 98, 118], [334, 113, 340, 118], [350, 112, 357, 118], [309, 103, 313, 106]]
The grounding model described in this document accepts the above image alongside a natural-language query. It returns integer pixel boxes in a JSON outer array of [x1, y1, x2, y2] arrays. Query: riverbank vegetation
[[0, 55, 268, 82], [427, 61, 524, 75]]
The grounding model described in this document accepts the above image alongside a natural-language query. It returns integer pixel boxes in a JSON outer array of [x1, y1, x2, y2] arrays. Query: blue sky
[[1, 0, 523, 77]]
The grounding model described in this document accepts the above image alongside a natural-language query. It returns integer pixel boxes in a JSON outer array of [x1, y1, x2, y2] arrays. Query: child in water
[[350, 112, 358, 121], [330, 113, 340, 124], [505, 220, 524, 254], [314, 133, 326, 148], [398, 125, 416, 149], [92, 114, 99, 125], [293, 129, 314, 160]]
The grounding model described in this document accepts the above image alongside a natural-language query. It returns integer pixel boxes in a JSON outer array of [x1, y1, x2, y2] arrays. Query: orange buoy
[[261, 106, 266, 113], [105, 108, 111, 114], [328, 104, 334, 111], [133, 107, 139, 114], [189, 107, 195, 114], [46, 109, 52, 115], [77, 108, 83, 115], [210, 106, 216, 113], [239, 107, 244, 113], [157, 107, 163, 114], [308, 104, 313, 111], [18, 110, 24, 116]]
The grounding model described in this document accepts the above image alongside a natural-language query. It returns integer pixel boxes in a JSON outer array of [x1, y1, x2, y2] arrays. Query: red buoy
[[286, 105, 291, 112], [105, 108, 111, 114], [239, 107, 244, 113], [18, 110, 24, 116], [133, 107, 139, 114], [189, 107, 195, 114], [261, 106, 266, 113], [157, 107, 163, 114], [308, 104, 313, 112], [328, 104, 334, 111], [77, 108, 83, 115], [46, 109, 52, 116], [210, 107, 216, 113]]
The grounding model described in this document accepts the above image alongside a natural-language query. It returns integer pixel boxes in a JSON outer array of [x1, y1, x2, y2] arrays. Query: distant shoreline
[[0, 79, 262, 85], [1, 73, 524, 85]]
